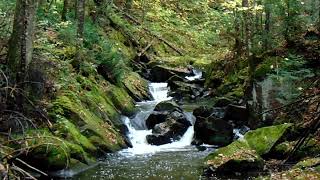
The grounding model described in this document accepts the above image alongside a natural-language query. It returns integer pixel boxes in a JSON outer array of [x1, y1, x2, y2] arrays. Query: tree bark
[[7, 0, 38, 107], [264, 0, 271, 50]]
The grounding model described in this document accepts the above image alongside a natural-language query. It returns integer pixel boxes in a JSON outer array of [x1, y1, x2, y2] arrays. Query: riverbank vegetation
[[0, 0, 319, 179]]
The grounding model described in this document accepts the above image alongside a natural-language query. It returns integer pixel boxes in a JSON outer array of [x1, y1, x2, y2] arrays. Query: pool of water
[[73, 147, 212, 180]]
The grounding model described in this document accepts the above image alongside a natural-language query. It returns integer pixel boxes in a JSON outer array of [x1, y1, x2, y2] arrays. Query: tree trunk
[[7, 0, 38, 108], [61, 0, 68, 21], [7, 0, 38, 93], [234, 7, 242, 57], [73, 0, 85, 70], [264, 0, 271, 50], [242, 0, 250, 57], [77, 0, 85, 42]]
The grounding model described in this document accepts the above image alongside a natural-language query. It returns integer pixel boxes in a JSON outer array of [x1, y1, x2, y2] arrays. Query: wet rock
[[145, 111, 169, 129], [169, 81, 204, 100], [214, 97, 233, 107], [193, 116, 233, 146], [154, 100, 181, 112], [150, 65, 188, 82], [224, 104, 249, 126], [146, 111, 191, 146], [193, 106, 214, 118]]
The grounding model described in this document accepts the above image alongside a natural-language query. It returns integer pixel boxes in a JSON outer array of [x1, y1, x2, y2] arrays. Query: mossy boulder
[[13, 130, 95, 171], [122, 72, 150, 101], [50, 91, 127, 153], [204, 123, 292, 176], [245, 123, 292, 156], [204, 140, 264, 175], [108, 85, 136, 116]]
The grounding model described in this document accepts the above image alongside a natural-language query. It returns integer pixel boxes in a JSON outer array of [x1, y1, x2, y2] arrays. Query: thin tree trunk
[[73, 0, 85, 69], [234, 7, 242, 57], [61, 0, 68, 21], [242, 0, 250, 57], [77, 0, 85, 42], [264, 0, 271, 50]]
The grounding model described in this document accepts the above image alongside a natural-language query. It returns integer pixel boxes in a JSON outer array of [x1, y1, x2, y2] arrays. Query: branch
[[137, 39, 155, 57], [15, 158, 48, 177]]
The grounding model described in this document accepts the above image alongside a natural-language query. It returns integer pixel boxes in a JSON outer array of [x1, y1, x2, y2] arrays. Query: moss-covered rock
[[122, 72, 150, 101], [245, 123, 292, 156], [108, 85, 136, 116], [204, 123, 292, 176], [13, 129, 95, 171], [51, 92, 127, 152], [205, 140, 264, 174]]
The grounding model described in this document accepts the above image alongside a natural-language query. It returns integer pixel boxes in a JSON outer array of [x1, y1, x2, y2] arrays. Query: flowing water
[[73, 79, 214, 179]]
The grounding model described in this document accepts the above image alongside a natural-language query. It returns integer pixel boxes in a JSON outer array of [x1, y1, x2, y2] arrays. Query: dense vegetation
[[0, 0, 319, 179]]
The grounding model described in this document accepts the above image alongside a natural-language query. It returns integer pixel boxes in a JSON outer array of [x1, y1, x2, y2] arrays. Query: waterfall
[[185, 69, 203, 81], [120, 83, 195, 156]]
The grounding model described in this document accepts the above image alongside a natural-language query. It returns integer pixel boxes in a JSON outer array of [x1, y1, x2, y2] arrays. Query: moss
[[205, 140, 264, 172], [244, 123, 292, 156], [54, 117, 96, 152], [254, 56, 282, 79], [108, 85, 136, 116], [122, 72, 150, 101], [12, 129, 94, 171], [51, 92, 126, 152], [294, 158, 320, 169]]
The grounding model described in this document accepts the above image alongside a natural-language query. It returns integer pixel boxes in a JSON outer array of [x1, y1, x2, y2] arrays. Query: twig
[[11, 163, 37, 180], [4, 110, 37, 129], [15, 158, 48, 177], [0, 69, 9, 101]]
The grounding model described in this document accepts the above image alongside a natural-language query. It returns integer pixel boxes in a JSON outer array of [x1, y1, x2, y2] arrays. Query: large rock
[[145, 111, 169, 129], [146, 111, 192, 145], [203, 123, 292, 177], [193, 106, 225, 120], [224, 104, 249, 126], [193, 106, 214, 118], [154, 100, 181, 112], [204, 140, 264, 176], [168, 81, 204, 100], [150, 65, 189, 82], [244, 123, 293, 156], [193, 116, 233, 146]]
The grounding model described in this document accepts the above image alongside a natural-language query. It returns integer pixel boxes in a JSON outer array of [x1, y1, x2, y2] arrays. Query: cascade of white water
[[120, 83, 195, 156], [185, 69, 203, 81]]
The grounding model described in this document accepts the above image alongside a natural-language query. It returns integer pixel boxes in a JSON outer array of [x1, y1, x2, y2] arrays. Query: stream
[[72, 72, 214, 179]]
